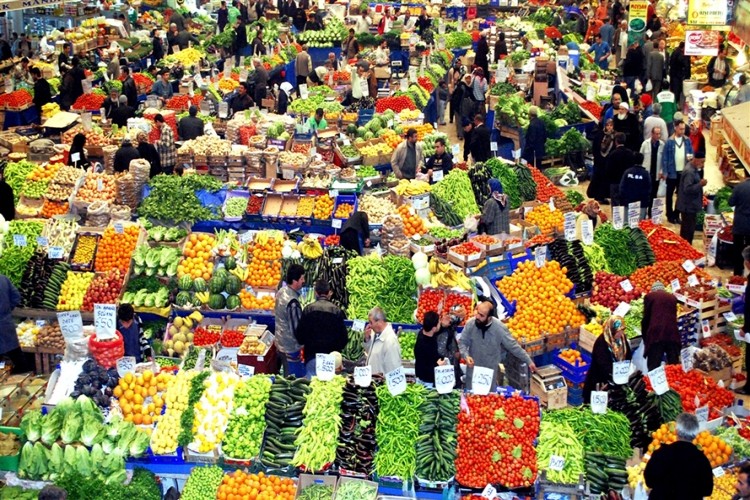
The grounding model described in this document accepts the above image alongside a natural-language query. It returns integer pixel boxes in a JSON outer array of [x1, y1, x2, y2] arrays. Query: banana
[[189, 310, 204, 322]]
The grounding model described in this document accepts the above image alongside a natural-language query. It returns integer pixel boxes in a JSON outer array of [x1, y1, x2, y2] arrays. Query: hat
[[640, 94, 653, 106], [619, 102, 629, 110], [488, 178, 503, 194], [673, 111, 685, 122], [461, 116, 472, 127], [651, 281, 666, 292]]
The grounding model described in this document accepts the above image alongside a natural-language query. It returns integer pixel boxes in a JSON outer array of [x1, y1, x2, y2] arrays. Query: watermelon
[[175, 291, 193, 307], [224, 256, 237, 271], [208, 293, 226, 310], [214, 268, 229, 282], [193, 277, 208, 293], [209, 276, 226, 294], [357, 126, 367, 138], [225, 294, 241, 310], [363, 131, 374, 140], [225, 275, 242, 295], [346, 123, 357, 135], [178, 275, 193, 291]]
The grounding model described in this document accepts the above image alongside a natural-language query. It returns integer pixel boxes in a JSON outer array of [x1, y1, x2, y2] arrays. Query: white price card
[[564, 212, 577, 241], [36, 237, 48, 247], [193, 73, 204, 88], [612, 206, 624, 230], [35, 320, 45, 328], [82, 79, 92, 94], [713, 467, 725, 478], [591, 391, 608, 414], [549, 197, 556, 212], [490, 142, 498, 152], [696, 405, 709, 423], [432, 169, 444, 182], [628, 201, 641, 219], [535, 245, 547, 268], [613, 361, 632, 385], [702, 319, 712, 338], [352, 320, 366, 332], [682, 260, 696, 273], [299, 83, 309, 99], [481, 484, 498, 499], [219, 102, 229, 118], [434, 365, 456, 394], [681, 347, 694, 372], [652, 198, 664, 225], [114, 223, 124, 234], [240, 69, 249, 82], [386, 366, 407, 396], [332, 258, 343, 265], [613, 301, 631, 318], [94, 303, 117, 340], [354, 366, 372, 387], [57, 311, 83, 339], [724, 312, 738, 322], [671, 278, 681, 292], [647, 365, 670, 395], [332, 219, 342, 229], [216, 348, 238, 364], [116, 356, 136, 377], [688, 274, 700, 287], [239, 232, 253, 245], [581, 219, 594, 245], [620, 279, 634, 292], [471, 366, 494, 395], [238, 364, 255, 378], [71, 152, 80, 163], [97, 178, 103, 192], [629, 215, 641, 229], [13, 234, 26, 247], [409, 67, 418, 83], [451, 144, 460, 157], [316, 353, 336, 381], [48, 247, 64, 259], [548, 455, 566, 471]]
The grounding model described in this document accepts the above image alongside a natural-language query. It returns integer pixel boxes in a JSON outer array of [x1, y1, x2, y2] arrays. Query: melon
[[209, 276, 226, 294], [224, 256, 237, 271], [225, 275, 242, 295], [178, 275, 193, 291], [225, 294, 241, 310], [175, 291, 192, 307], [208, 293, 226, 310], [193, 277, 208, 292]]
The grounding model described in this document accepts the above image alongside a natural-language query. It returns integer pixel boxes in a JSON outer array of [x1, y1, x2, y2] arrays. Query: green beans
[[375, 383, 426, 479], [431, 170, 479, 221], [297, 484, 334, 500]]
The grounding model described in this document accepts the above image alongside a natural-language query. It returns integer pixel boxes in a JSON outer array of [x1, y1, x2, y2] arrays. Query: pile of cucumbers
[[585, 452, 628, 495], [260, 377, 311, 469]]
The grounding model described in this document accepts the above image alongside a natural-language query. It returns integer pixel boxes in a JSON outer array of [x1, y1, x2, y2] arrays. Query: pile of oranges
[[313, 195, 334, 219], [558, 348, 587, 367], [178, 233, 216, 280], [27, 162, 62, 182], [526, 204, 564, 235], [397, 204, 426, 237], [496, 260, 585, 341], [217, 471, 296, 500], [647, 423, 732, 468], [239, 290, 275, 310], [247, 233, 282, 287], [94, 223, 141, 273], [113, 370, 173, 426], [334, 202, 355, 219]]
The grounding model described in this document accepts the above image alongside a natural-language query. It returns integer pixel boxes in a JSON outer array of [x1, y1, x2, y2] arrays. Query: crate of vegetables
[[409, 235, 436, 255], [337, 143, 361, 163], [194, 318, 223, 347], [69, 232, 101, 271], [470, 234, 505, 256], [447, 241, 485, 268], [223, 190, 249, 223], [332, 194, 357, 221], [246, 193, 265, 218]]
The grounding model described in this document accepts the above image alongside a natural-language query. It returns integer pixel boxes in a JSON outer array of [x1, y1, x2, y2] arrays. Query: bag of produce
[[86, 200, 110, 228], [88, 331, 124, 369]]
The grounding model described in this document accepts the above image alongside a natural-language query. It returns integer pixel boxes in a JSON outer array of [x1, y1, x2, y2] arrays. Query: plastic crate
[[567, 385, 583, 406], [509, 248, 533, 271], [0, 426, 22, 471], [332, 194, 358, 220], [552, 344, 591, 385]]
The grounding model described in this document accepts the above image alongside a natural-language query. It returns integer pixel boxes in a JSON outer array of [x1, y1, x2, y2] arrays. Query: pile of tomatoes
[[643, 364, 734, 414], [221, 329, 245, 348], [456, 393, 540, 489], [528, 167, 563, 202], [638, 220, 704, 261]]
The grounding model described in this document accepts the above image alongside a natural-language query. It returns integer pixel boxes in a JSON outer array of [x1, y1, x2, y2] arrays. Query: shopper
[[295, 279, 348, 379], [0, 172, 13, 221], [340, 211, 370, 256], [295, 43, 312, 91], [641, 281, 680, 370], [177, 106, 205, 141], [479, 179, 510, 235], [644, 413, 713, 499], [277, 82, 293, 114], [251, 58, 269, 104], [523, 106, 547, 168], [459, 302, 536, 391], [467, 114, 491, 163], [341, 28, 359, 59], [274, 264, 305, 377], [455, 75, 475, 140], [612, 102, 640, 152], [230, 83, 254, 114], [117, 303, 151, 363], [640, 126, 665, 211], [669, 41, 691, 105], [423, 137, 453, 183], [31, 67, 52, 121], [150, 70, 174, 101], [622, 40, 645, 93], [391, 128, 424, 180], [733, 463, 750, 498], [154, 114, 176, 175], [707, 45, 730, 89], [494, 33, 508, 61], [470, 68, 488, 117], [588, 119, 615, 203], [234, 19, 248, 65], [437, 81, 449, 126], [38, 485, 67, 500], [613, 20, 628, 67], [639, 93, 654, 120], [136, 132, 161, 178], [662, 120, 694, 223], [646, 38, 667, 95], [643, 103, 668, 142], [734, 74, 750, 105], [619, 152, 651, 219], [606, 132, 634, 206], [677, 150, 706, 243], [414, 311, 443, 387], [730, 181, 750, 276], [437, 306, 465, 389], [582, 315, 632, 403], [364, 307, 401, 376], [657, 84, 678, 133], [475, 35, 490, 82], [448, 60, 464, 124], [68, 133, 90, 170], [59, 57, 85, 111], [113, 138, 141, 173], [110, 95, 135, 128], [0, 273, 29, 372]]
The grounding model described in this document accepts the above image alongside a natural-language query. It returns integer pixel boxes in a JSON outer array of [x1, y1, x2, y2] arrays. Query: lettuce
[[90, 443, 104, 467], [105, 468, 127, 486], [48, 442, 64, 480], [129, 431, 150, 457], [75, 445, 92, 477], [76, 395, 101, 419], [19, 410, 42, 442], [63, 444, 78, 476], [17, 441, 33, 479], [80, 415, 105, 447], [41, 411, 63, 445], [60, 413, 82, 444], [31, 442, 48, 479]]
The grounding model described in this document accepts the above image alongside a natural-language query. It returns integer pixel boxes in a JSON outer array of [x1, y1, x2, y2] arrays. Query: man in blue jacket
[[619, 152, 652, 220], [660, 120, 693, 224]]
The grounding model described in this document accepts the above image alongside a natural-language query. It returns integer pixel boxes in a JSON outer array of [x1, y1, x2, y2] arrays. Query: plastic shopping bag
[[645, 79, 653, 92], [656, 179, 667, 197]]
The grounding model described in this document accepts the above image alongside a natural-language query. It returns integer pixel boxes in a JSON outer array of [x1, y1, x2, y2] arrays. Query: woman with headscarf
[[68, 133, 90, 170], [136, 132, 162, 178], [479, 179, 510, 235], [277, 82, 294, 115], [588, 118, 615, 203], [474, 34, 490, 81], [583, 315, 632, 403]]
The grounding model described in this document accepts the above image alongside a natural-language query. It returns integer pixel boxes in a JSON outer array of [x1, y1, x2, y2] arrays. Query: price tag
[[57, 311, 83, 339], [332, 219, 342, 229], [613, 301, 631, 318], [240, 69, 248, 82], [299, 83, 309, 99], [535, 245, 547, 268], [366, 180, 372, 187], [330, 190, 339, 198], [82, 79, 92, 94], [48, 246, 64, 259], [216, 348, 238, 364], [724, 312, 737, 322], [695, 405, 709, 423], [36, 237, 48, 247], [452, 144, 460, 157], [354, 365, 372, 387], [3, 80, 11, 94], [238, 364, 255, 378], [385, 366, 407, 396], [432, 169, 444, 182], [647, 365, 670, 395], [13, 234, 26, 247], [671, 278, 681, 292], [591, 390, 608, 414], [629, 215, 640, 228], [612, 206, 624, 230], [702, 319, 712, 338], [681, 347, 694, 372], [332, 257, 343, 265], [316, 353, 336, 381], [581, 219, 594, 245], [342, 137, 350, 146], [490, 142, 498, 152], [114, 223, 124, 234], [34, 320, 45, 328], [239, 232, 253, 245], [94, 303, 117, 340], [652, 198, 664, 225], [219, 102, 229, 118], [548, 455, 566, 471], [613, 361, 632, 385], [682, 260, 696, 273], [620, 279, 633, 292], [409, 67, 418, 83], [628, 201, 640, 220], [548, 198, 556, 212], [411, 233, 422, 242], [116, 356, 136, 377], [471, 366, 494, 395], [434, 365, 455, 394], [351, 320, 366, 332], [713, 467, 725, 478], [172, 45, 180, 54], [564, 212, 577, 241], [481, 484, 498, 499], [97, 177, 103, 192], [224, 61, 233, 79], [688, 274, 700, 287], [71, 152, 80, 164]]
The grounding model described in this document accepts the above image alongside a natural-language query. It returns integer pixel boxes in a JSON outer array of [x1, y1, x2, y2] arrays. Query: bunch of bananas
[[195, 291, 210, 305], [298, 236, 323, 259], [428, 259, 472, 290], [229, 266, 249, 281], [254, 230, 284, 246], [394, 179, 431, 196], [41, 102, 60, 121]]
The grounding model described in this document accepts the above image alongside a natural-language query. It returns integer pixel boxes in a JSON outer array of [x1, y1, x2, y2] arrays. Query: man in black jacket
[[178, 106, 205, 140], [467, 114, 491, 163], [607, 132, 635, 206], [31, 67, 51, 122], [618, 152, 651, 219], [523, 106, 546, 168], [113, 138, 141, 173], [738, 246, 750, 394], [121, 67, 138, 108], [294, 279, 348, 379], [730, 179, 750, 275], [612, 102, 640, 152], [110, 95, 135, 127], [622, 40, 645, 93]]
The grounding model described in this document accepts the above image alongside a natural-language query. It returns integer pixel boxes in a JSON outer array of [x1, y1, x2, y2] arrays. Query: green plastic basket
[[0, 426, 23, 472]]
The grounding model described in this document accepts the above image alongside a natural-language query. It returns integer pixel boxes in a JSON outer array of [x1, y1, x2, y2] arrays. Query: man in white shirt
[[640, 126, 665, 215], [643, 102, 669, 142], [401, 10, 417, 31], [364, 307, 402, 376], [354, 11, 371, 34]]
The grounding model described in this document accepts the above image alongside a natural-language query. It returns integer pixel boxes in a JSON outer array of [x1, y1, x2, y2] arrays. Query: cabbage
[[411, 252, 428, 270], [41, 411, 63, 445], [129, 431, 150, 457], [60, 412, 82, 444], [415, 267, 431, 286], [17, 441, 34, 478]]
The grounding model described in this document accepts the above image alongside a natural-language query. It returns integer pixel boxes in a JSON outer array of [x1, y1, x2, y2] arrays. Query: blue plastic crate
[[552, 343, 591, 385], [332, 194, 358, 220], [567, 386, 584, 406], [509, 248, 533, 271]]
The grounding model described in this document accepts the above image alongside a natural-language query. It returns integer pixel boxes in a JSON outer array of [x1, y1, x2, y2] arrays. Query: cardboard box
[[296, 474, 337, 499], [696, 366, 733, 388]]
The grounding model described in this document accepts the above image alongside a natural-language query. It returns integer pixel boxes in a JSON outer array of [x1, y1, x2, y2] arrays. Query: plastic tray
[[223, 189, 250, 223], [552, 343, 591, 385]]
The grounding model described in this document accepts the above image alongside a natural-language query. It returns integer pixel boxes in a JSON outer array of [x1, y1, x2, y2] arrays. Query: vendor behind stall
[[110, 95, 135, 128], [340, 211, 370, 255], [230, 82, 254, 114], [582, 315, 632, 403], [121, 67, 138, 108], [31, 67, 51, 121], [150, 70, 174, 101], [422, 137, 453, 183], [117, 304, 151, 363], [305, 108, 327, 131], [178, 106, 205, 140]]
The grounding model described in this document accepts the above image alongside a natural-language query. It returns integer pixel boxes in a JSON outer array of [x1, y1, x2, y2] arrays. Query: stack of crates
[[679, 308, 700, 347], [503, 353, 530, 393], [552, 344, 591, 406]]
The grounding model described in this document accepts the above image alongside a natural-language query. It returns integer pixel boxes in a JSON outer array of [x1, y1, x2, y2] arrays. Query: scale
[[390, 59, 405, 79], [530, 365, 568, 409]]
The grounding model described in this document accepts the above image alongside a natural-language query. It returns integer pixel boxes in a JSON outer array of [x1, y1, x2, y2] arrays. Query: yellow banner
[[687, 0, 729, 26], [628, 1, 649, 31]]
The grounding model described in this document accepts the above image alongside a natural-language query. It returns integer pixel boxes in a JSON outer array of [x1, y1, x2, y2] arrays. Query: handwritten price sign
[[613, 361, 631, 385], [472, 366, 494, 395], [434, 365, 455, 394], [57, 311, 83, 339], [316, 353, 336, 381], [386, 366, 407, 396], [647, 365, 670, 395], [591, 391, 608, 414], [354, 366, 372, 387], [94, 303, 117, 340]]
